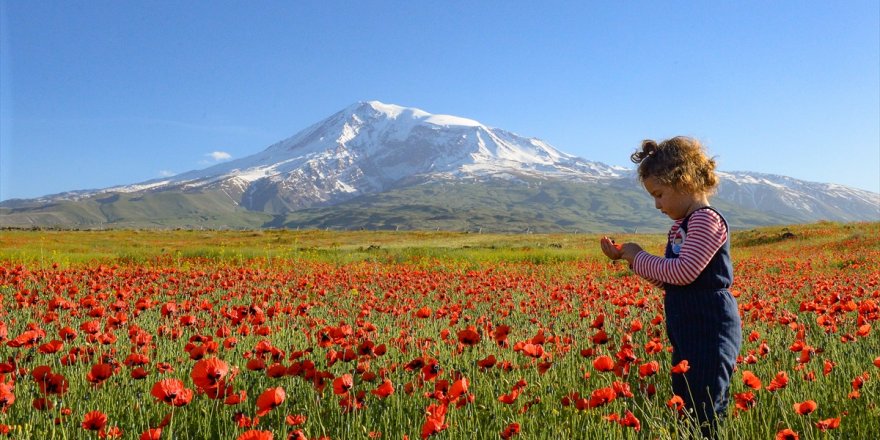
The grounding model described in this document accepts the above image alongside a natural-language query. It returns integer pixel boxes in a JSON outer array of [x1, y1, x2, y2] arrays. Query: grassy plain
[[0, 221, 877, 439]]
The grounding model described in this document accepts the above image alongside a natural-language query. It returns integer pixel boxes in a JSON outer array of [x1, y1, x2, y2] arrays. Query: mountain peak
[[344, 101, 483, 129], [3, 101, 875, 230]]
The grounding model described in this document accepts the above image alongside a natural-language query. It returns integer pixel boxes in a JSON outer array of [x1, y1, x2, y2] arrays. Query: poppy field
[[0, 222, 878, 439]]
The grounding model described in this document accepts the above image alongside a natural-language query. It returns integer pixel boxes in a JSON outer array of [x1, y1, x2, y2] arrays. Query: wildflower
[[420, 403, 448, 438], [371, 379, 394, 399], [671, 360, 690, 374], [593, 355, 614, 372], [793, 400, 817, 415], [619, 410, 641, 432], [86, 363, 114, 386], [742, 370, 762, 390], [477, 354, 497, 370], [332, 374, 354, 395], [766, 371, 789, 392], [255, 387, 285, 416], [667, 395, 685, 411], [81, 410, 108, 431], [733, 392, 757, 411], [456, 326, 480, 346], [638, 361, 659, 378], [237, 430, 273, 440], [500, 422, 520, 439], [150, 378, 193, 407], [776, 428, 799, 440], [814, 417, 840, 431], [191, 358, 229, 391]]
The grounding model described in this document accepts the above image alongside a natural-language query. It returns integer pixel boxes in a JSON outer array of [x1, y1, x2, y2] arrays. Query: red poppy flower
[[288, 431, 308, 440], [612, 381, 633, 398], [131, 367, 149, 380], [619, 410, 641, 432], [667, 395, 685, 411], [537, 361, 552, 375], [793, 400, 817, 415], [36, 372, 69, 396], [285, 414, 307, 426], [588, 386, 616, 408], [0, 383, 15, 411], [874, 356, 880, 368], [139, 428, 162, 440], [32, 397, 54, 411], [81, 410, 108, 431], [101, 426, 124, 438], [767, 371, 789, 392], [477, 354, 497, 370], [497, 389, 521, 405], [370, 379, 394, 399], [448, 378, 468, 400], [629, 319, 643, 332], [86, 363, 114, 385], [457, 326, 481, 346], [593, 355, 614, 372], [421, 360, 441, 381], [591, 330, 609, 345], [7, 329, 44, 348], [150, 378, 193, 407], [333, 374, 354, 395], [59, 327, 78, 341], [246, 358, 266, 371], [420, 403, 448, 439], [638, 361, 659, 378], [225, 389, 247, 405], [814, 417, 840, 431], [38, 340, 64, 354], [742, 371, 762, 390], [521, 343, 544, 358], [237, 430, 273, 440], [823, 359, 835, 376], [671, 360, 690, 374], [734, 392, 756, 411], [500, 422, 520, 439], [776, 428, 799, 440], [415, 307, 432, 318], [492, 325, 510, 347], [255, 387, 285, 416], [191, 357, 229, 391]]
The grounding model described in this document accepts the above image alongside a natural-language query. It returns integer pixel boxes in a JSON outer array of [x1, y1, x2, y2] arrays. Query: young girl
[[600, 136, 742, 438]]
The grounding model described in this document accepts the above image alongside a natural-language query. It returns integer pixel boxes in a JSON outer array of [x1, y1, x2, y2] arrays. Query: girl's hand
[[600, 237, 624, 260], [601, 237, 644, 266]]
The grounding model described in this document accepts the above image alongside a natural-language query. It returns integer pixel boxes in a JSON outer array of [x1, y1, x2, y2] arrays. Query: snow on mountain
[[99, 101, 623, 211], [7, 100, 877, 223], [715, 171, 879, 221]]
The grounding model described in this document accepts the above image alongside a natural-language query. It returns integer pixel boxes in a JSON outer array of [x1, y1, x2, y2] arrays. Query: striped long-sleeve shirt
[[633, 209, 728, 287]]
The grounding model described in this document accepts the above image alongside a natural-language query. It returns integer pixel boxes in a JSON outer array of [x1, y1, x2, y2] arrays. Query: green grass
[[0, 221, 877, 439]]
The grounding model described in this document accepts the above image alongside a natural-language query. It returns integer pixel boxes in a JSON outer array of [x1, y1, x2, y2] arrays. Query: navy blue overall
[[663, 207, 742, 435]]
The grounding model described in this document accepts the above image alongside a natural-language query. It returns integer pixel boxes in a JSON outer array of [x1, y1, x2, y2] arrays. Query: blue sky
[[1, 1, 878, 201]]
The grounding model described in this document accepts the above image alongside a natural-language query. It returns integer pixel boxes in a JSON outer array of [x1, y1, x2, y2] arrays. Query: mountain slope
[[1, 101, 877, 231]]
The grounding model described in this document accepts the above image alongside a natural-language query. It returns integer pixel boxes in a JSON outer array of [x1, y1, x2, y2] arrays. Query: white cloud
[[158, 170, 176, 177], [208, 151, 232, 161]]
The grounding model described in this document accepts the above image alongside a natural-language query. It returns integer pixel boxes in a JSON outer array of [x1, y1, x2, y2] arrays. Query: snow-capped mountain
[[1, 101, 877, 230], [716, 171, 879, 222], [104, 101, 625, 212]]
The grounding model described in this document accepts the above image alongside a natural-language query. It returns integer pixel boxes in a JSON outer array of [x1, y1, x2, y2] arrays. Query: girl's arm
[[602, 238, 665, 288], [631, 210, 727, 286]]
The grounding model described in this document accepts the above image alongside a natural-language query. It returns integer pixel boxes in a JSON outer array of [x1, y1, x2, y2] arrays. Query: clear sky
[[1, 1, 878, 201]]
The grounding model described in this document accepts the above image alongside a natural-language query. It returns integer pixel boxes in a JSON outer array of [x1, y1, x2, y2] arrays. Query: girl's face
[[643, 176, 703, 220]]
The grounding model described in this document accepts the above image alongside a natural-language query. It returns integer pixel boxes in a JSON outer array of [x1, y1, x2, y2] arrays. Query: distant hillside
[[1, 101, 877, 231]]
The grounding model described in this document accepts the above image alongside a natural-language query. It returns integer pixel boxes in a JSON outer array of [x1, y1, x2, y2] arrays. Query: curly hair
[[630, 136, 719, 195]]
